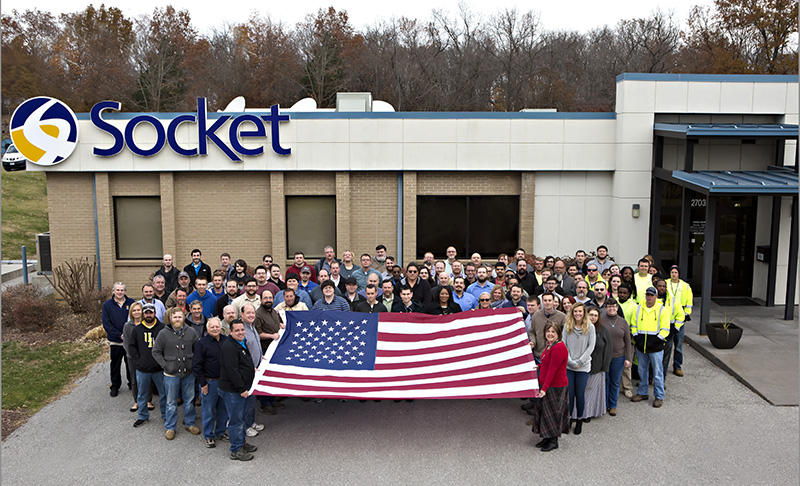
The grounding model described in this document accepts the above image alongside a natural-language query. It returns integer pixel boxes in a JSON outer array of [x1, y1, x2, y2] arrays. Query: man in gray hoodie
[[153, 307, 200, 441]]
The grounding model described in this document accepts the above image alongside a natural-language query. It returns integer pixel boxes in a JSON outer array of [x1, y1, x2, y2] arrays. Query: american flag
[[250, 308, 539, 400]]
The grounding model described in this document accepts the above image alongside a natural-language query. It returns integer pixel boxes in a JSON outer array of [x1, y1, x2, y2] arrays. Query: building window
[[114, 196, 163, 260], [416, 196, 519, 258], [286, 196, 336, 259]]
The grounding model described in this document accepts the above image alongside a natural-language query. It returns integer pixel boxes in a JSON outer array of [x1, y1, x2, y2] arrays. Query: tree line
[[2, 1, 797, 115]]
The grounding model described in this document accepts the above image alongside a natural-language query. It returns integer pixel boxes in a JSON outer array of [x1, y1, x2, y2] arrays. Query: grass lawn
[[1, 170, 49, 260], [1, 341, 102, 412]]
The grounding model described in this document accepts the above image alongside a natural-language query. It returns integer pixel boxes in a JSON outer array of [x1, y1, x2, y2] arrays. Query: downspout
[[93, 173, 102, 288], [397, 172, 403, 267]]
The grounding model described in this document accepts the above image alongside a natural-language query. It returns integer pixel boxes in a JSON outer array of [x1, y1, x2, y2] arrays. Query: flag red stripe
[[258, 371, 535, 393], [375, 327, 524, 357], [375, 307, 519, 324], [374, 339, 529, 370], [378, 319, 521, 343], [258, 354, 534, 385]]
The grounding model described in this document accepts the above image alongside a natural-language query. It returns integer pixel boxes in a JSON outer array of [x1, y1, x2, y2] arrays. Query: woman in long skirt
[[530, 322, 570, 452], [572, 307, 612, 422]]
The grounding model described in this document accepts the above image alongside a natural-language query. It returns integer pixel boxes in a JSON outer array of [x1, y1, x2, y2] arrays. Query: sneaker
[[653, 399, 663, 408], [623, 390, 633, 398], [674, 369, 684, 377], [230, 449, 254, 461], [204, 438, 216, 448], [110, 388, 119, 397], [260, 406, 277, 415], [251, 422, 265, 431], [631, 394, 648, 403], [246, 427, 259, 437], [216, 433, 229, 442], [608, 408, 617, 416], [165, 430, 175, 440], [243, 442, 258, 452], [133, 419, 148, 428], [185, 425, 201, 435]]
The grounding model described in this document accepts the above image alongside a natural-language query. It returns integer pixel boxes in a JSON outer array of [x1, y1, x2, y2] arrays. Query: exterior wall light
[[632, 203, 640, 218]]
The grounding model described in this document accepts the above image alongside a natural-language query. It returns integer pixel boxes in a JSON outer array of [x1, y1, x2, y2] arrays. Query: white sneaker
[[246, 427, 258, 437], [251, 422, 265, 431]]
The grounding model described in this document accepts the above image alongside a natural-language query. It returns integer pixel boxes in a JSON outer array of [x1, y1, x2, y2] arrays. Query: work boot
[[541, 438, 558, 452]]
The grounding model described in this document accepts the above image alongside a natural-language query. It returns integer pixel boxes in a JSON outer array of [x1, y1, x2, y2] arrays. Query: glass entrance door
[[688, 195, 756, 296]]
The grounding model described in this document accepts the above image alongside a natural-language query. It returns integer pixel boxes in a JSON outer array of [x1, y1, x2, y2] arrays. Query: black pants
[[109, 345, 130, 391]]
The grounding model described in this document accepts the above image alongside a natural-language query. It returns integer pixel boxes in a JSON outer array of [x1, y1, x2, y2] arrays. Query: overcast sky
[[3, 0, 713, 34]]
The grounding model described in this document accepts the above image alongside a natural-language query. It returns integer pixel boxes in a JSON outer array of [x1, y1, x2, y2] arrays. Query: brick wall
[[348, 172, 398, 259], [46, 172, 97, 280]]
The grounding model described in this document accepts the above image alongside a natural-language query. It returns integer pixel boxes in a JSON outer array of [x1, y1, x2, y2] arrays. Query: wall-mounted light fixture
[[632, 203, 640, 218]]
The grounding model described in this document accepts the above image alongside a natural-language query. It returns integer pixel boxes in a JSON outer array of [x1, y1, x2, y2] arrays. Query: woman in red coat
[[530, 321, 570, 452]]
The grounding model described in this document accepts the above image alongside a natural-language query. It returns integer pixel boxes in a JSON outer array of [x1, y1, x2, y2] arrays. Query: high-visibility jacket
[[666, 279, 693, 329], [618, 298, 638, 330], [631, 301, 670, 353], [584, 274, 606, 292]]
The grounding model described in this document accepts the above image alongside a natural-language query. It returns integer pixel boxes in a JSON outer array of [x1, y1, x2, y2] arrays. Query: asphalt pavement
[[2, 345, 798, 485]]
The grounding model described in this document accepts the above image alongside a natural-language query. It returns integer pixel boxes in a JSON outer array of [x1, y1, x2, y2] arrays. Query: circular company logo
[[10, 97, 79, 166]]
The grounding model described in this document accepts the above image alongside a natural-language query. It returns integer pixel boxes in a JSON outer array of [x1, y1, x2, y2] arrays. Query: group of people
[[100, 245, 694, 457]]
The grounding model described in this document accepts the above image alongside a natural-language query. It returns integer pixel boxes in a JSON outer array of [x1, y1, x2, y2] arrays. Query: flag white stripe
[[253, 381, 536, 399], [375, 323, 526, 351], [375, 334, 528, 364]]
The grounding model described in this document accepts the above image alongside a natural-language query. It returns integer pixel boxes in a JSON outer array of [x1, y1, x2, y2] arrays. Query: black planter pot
[[706, 322, 743, 349]]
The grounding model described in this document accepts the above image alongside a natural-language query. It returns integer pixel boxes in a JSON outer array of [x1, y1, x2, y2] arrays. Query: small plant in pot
[[706, 313, 743, 349]]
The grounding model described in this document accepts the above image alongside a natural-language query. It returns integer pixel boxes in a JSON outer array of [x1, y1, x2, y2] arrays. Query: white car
[[2, 144, 27, 171]]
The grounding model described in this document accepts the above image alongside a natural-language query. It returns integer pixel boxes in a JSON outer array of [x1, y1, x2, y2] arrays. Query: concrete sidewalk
[[684, 300, 799, 406]]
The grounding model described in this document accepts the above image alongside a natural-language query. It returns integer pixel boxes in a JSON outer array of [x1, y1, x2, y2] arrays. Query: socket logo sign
[[10, 97, 79, 166], [11, 97, 291, 165]]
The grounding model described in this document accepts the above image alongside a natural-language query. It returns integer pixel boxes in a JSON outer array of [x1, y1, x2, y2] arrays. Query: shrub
[[1, 284, 66, 332], [44, 257, 99, 313]]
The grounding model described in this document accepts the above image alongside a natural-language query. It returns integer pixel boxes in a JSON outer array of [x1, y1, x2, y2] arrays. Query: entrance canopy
[[656, 167, 799, 195], [654, 123, 798, 140]]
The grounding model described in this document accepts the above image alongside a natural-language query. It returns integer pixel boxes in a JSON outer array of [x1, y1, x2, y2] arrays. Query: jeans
[[164, 374, 196, 431], [566, 369, 589, 419], [258, 395, 275, 407], [222, 390, 246, 453], [606, 356, 626, 409], [201, 380, 228, 439], [245, 394, 256, 427], [663, 325, 685, 372], [136, 370, 166, 421], [636, 349, 665, 400], [110, 345, 130, 391]]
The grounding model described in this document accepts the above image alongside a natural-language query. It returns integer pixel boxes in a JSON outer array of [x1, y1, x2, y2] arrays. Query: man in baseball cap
[[630, 285, 670, 408]]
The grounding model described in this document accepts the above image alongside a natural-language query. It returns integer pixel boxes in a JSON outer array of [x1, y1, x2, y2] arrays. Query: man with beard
[[312, 280, 351, 312], [616, 284, 637, 399], [574, 249, 588, 275], [403, 263, 432, 306], [268, 264, 286, 291], [215, 280, 240, 319], [574, 280, 595, 305], [131, 304, 167, 428], [464, 263, 477, 286], [165, 272, 194, 309], [452, 277, 477, 311], [155, 254, 181, 295], [553, 259, 576, 296], [467, 266, 494, 300], [508, 248, 534, 273], [208, 271, 226, 299], [516, 265, 538, 296], [501, 284, 528, 317], [588, 245, 615, 274], [593, 281, 608, 310], [371, 245, 389, 275], [232, 278, 261, 316], [252, 292, 287, 415], [630, 287, 669, 408], [221, 305, 237, 336]]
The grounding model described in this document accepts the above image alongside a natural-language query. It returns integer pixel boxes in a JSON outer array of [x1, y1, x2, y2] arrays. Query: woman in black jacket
[[425, 286, 462, 315]]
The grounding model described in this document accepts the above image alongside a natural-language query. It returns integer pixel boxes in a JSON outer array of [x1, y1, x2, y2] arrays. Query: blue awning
[[654, 123, 798, 139], [656, 168, 799, 195]]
